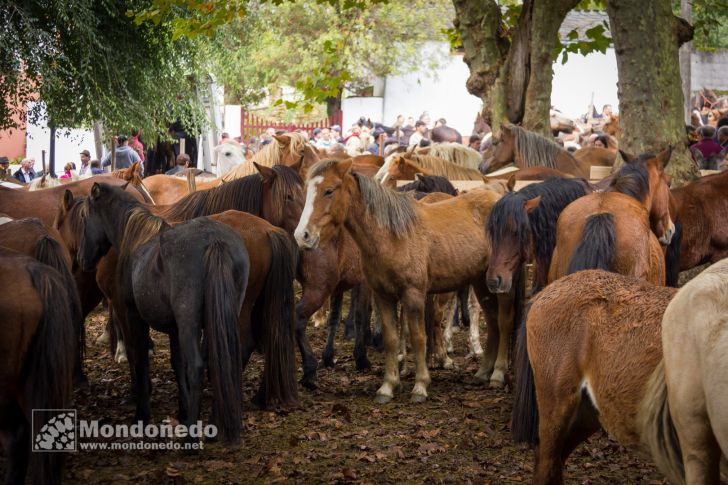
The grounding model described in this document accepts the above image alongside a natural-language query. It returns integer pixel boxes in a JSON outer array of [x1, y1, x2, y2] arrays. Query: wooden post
[[679, 0, 692, 124], [180, 138, 186, 155], [378, 133, 385, 157], [110, 138, 116, 171]]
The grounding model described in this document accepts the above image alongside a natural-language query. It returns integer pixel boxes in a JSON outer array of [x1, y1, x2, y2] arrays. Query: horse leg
[[370, 299, 384, 351], [490, 290, 516, 388], [321, 291, 345, 368], [343, 288, 356, 340], [121, 305, 152, 423], [353, 283, 372, 370], [312, 299, 329, 329], [168, 333, 188, 423], [374, 294, 401, 404], [472, 279, 499, 386], [174, 316, 204, 435], [402, 289, 430, 403], [533, 390, 582, 485], [398, 305, 410, 377], [467, 287, 484, 358], [2, 405, 29, 484], [432, 293, 452, 369], [458, 286, 471, 328], [443, 295, 457, 354], [294, 286, 328, 390]]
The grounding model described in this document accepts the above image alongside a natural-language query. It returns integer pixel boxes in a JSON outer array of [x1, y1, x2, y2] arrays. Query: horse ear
[[91, 182, 102, 199], [619, 149, 636, 164], [335, 159, 353, 177], [656, 146, 672, 170], [273, 134, 290, 146], [415, 173, 425, 181], [254, 162, 276, 182], [523, 195, 542, 214], [62, 189, 74, 211]]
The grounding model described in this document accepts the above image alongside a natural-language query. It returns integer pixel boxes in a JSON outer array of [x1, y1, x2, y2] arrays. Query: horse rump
[[252, 230, 299, 408], [26, 261, 75, 485], [638, 360, 685, 485], [567, 212, 616, 274], [203, 240, 244, 442]]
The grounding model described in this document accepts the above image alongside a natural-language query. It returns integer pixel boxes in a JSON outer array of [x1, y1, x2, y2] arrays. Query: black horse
[[79, 183, 250, 443]]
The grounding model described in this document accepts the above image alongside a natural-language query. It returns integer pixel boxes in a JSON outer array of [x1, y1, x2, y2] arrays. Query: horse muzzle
[[659, 221, 676, 246], [294, 227, 320, 250], [486, 275, 511, 294]]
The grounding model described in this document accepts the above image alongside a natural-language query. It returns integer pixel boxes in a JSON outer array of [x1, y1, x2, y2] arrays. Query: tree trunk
[[326, 91, 342, 118], [454, 0, 577, 135], [606, 0, 698, 185], [522, 0, 581, 135], [679, 0, 692, 124]]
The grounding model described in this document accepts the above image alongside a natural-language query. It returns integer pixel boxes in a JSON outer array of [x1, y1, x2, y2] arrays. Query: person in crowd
[[434, 118, 447, 128], [0, 157, 10, 178], [89, 160, 105, 175], [404, 117, 415, 130], [60, 162, 76, 179], [409, 120, 428, 147], [419, 111, 432, 129], [594, 134, 610, 149], [468, 135, 481, 151], [316, 128, 335, 150], [260, 127, 276, 146], [78, 149, 91, 176], [218, 132, 230, 145], [129, 129, 145, 164], [718, 126, 728, 149], [392, 114, 405, 129], [13, 157, 36, 184], [102, 135, 142, 171], [692, 125, 724, 160], [166, 153, 190, 175], [331, 125, 343, 143]]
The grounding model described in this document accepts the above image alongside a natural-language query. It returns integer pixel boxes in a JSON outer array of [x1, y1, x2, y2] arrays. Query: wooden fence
[[240, 109, 343, 142]]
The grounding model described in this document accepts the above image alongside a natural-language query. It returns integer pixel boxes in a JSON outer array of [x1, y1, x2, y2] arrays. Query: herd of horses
[[2, 126, 728, 484]]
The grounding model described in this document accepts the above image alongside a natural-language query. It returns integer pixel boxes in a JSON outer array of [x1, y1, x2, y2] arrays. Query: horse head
[[489, 123, 516, 173], [255, 162, 305, 235], [78, 183, 114, 271]]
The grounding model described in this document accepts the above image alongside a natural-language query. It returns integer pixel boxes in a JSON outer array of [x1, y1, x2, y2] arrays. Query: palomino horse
[[0, 218, 84, 384], [486, 177, 592, 295], [511, 269, 677, 484], [375, 148, 480, 183], [549, 148, 674, 285], [295, 160, 516, 402], [0, 252, 74, 485], [422, 143, 482, 168], [78, 183, 250, 442], [643, 257, 728, 485], [671, 170, 728, 271], [382, 154, 487, 186], [489, 123, 594, 178]]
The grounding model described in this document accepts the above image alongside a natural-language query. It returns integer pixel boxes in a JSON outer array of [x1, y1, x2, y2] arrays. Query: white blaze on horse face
[[294, 176, 323, 248], [659, 218, 676, 245]]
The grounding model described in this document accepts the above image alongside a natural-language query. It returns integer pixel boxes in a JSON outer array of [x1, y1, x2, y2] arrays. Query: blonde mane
[[399, 154, 485, 181], [426, 143, 481, 170], [120, 207, 169, 257], [28, 175, 62, 191], [510, 125, 574, 169], [222, 132, 309, 181]]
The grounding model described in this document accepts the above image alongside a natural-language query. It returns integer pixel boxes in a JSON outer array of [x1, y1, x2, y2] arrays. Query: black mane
[[396, 175, 458, 200], [610, 156, 651, 202]]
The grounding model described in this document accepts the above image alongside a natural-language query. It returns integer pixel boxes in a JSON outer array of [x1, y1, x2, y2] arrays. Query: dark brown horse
[[0, 251, 75, 485], [0, 218, 84, 385]]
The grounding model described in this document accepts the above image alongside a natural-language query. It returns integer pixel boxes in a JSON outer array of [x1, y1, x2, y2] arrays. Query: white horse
[[212, 141, 247, 177]]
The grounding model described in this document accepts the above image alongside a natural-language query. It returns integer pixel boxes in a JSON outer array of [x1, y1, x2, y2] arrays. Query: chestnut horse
[[643, 257, 728, 484], [382, 154, 487, 186], [0, 252, 74, 485], [549, 148, 674, 285], [295, 160, 516, 402], [511, 269, 677, 484], [489, 123, 594, 178], [486, 177, 592, 295]]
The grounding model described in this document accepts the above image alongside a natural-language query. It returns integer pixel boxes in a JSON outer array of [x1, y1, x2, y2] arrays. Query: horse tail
[[27, 262, 74, 485], [253, 230, 299, 407], [34, 235, 85, 373], [424, 294, 436, 362], [203, 240, 243, 442], [511, 301, 539, 446], [664, 218, 682, 288], [567, 212, 616, 274], [639, 360, 685, 485]]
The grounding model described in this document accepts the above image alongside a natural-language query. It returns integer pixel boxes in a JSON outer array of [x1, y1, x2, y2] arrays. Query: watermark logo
[[33, 409, 77, 452], [32, 410, 217, 452]]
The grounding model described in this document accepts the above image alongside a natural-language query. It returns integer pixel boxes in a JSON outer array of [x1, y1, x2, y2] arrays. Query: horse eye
[[324, 188, 334, 197], [225, 152, 231, 157]]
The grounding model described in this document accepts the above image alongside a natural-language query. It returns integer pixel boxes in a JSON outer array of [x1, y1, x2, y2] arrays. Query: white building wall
[[383, 42, 481, 134], [551, 48, 619, 119], [223, 105, 242, 138], [341, 97, 384, 130]]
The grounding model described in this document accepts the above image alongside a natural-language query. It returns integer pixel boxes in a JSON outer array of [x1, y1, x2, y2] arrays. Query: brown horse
[[0, 218, 84, 384], [511, 269, 677, 484], [295, 160, 516, 402], [489, 123, 594, 178], [642, 257, 728, 485], [383, 154, 488, 185], [0, 175, 150, 226], [0, 251, 75, 485], [573, 146, 616, 168], [548, 148, 674, 285], [671, 170, 728, 271]]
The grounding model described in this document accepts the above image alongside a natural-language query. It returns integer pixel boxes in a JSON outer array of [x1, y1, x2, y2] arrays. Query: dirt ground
[[3, 301, 668, 484]]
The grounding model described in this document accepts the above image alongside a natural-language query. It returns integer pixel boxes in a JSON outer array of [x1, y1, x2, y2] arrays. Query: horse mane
[[404, 154, 484, 181], [426, 143, 481, 169], [111, 162, 144, 186], [396, 175, 458, 198], [488, 177, 590, 290], [609, 157, 650, 203], [222, 132, 309, 181], [510, 125, 574, 169], [160, 164, 302, 223], [28, 175, 62, 191], [120, 206, 169, 257], [53, 196, 87, 246], [309, 160, 418, 236]]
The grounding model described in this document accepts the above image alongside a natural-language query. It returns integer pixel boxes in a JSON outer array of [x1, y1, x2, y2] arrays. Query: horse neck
[[342, 179, 401, 259]]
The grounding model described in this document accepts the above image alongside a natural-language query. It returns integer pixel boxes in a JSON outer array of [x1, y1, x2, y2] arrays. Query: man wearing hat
[[79, 149, 91, 176]]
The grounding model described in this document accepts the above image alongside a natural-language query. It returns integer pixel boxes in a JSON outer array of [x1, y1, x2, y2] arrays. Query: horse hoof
[[355, 358, 371, 371], [375, 394, 392, 405], [410, 394, 427, 404], [320, 356, 335, 369], [489, 379, 505, 389], [300, 376, 318, 391]]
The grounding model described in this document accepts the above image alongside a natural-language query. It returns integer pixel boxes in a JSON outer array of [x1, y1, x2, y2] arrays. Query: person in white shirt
[[78, 150, 91, 176], [408, 121, 428, 147]]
